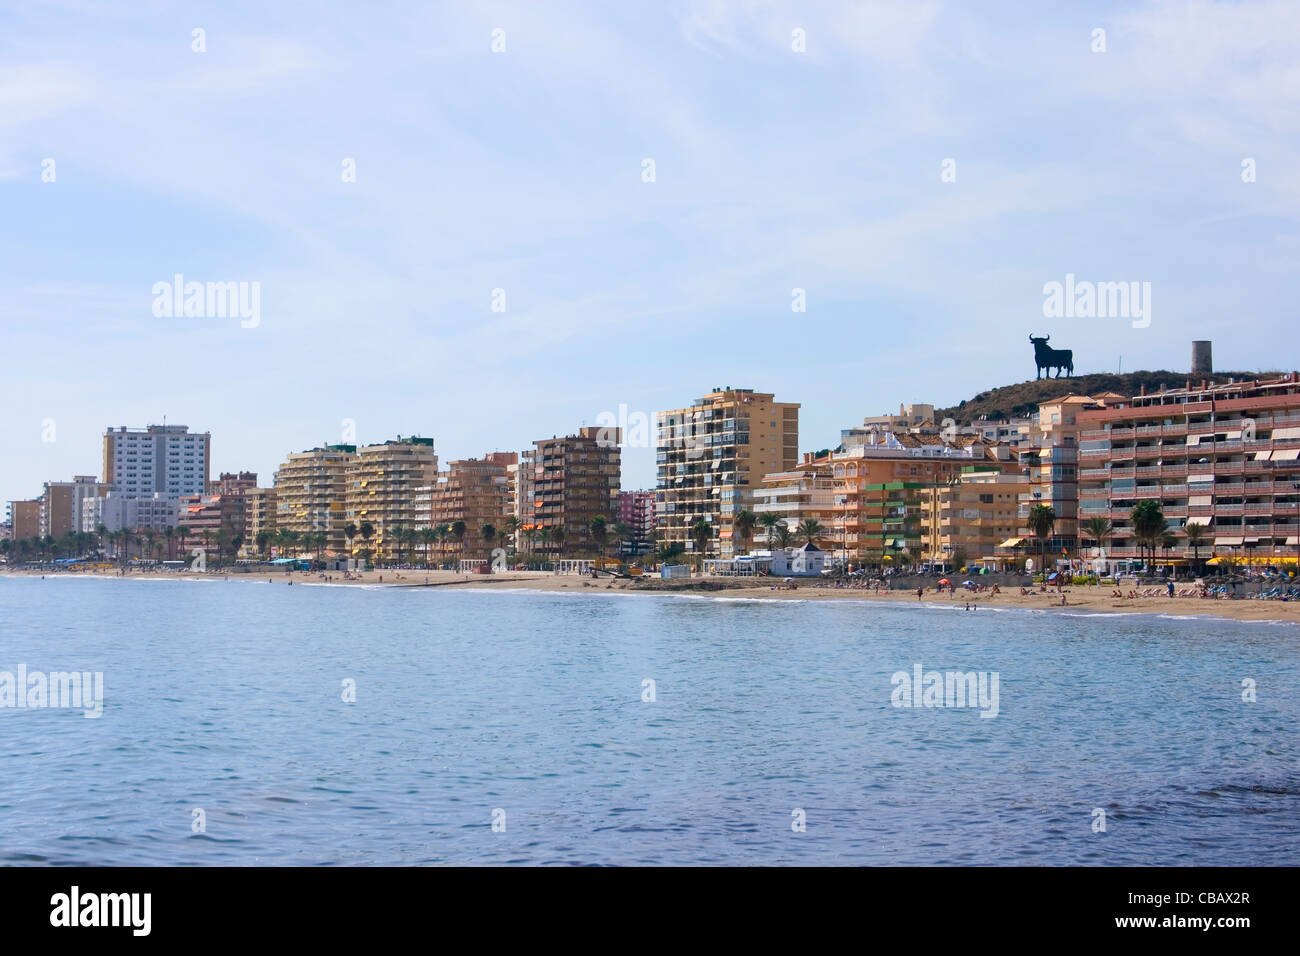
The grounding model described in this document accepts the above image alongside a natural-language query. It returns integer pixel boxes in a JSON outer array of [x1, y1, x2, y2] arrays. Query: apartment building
[[102, 424, 210, 497], [39, 476, 102, 539], [8, 500, 40, 541], [273, 445, 356, 555], [346, 437, 439, 562], [1013, 395, 1103, 555], [752, 466, 838, 550], [241, 487, 278, 558], [210, 471, 258, 495], [618, 490, 656, 555], [531, 427, 621, 556], [82, 492, 178, 533], [1076, 375, 1300, 564], [656, 388, 800, 559], [922, 469, 1029, 567], [827, 432, 1011, 563], [428, 452, 518, 562]]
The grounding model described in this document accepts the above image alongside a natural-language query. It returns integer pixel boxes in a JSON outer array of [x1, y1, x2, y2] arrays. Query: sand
[[6, 566, 1298, 624]]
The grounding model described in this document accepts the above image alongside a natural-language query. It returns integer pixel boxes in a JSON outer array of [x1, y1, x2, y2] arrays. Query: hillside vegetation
[[937, 370, 1280, 424]]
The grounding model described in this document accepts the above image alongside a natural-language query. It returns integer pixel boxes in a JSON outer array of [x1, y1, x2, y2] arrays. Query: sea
[[1, 575, 1297, 865]]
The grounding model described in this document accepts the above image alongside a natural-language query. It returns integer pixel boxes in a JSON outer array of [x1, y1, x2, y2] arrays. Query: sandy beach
[[6, 566, 1299, 624]]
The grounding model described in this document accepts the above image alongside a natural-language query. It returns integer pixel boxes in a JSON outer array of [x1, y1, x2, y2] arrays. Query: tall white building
[[83, 493, 179, 533], [102, 425, 210, 498]]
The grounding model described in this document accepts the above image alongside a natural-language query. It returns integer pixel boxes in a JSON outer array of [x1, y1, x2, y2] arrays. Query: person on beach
[[916, 587, 923, 600]]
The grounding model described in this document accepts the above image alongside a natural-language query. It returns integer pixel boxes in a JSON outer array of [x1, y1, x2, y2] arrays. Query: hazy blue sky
[[3, 0, 1297, 504]]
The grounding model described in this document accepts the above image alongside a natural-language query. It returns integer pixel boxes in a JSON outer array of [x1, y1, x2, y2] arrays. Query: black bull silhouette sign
[[1029, 335, 1073, 379]]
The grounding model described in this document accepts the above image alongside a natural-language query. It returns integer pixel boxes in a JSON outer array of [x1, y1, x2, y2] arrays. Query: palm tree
[[523, 524, 538, 555], [256, 530, 272, 561], [551, 525, 565, 558], [612, 521, 631, 558], [359, 522, 375, 565], [757, 512, 780, 547], [434, 524, 450, 567], [1082, 516, 1112, 553], [537, 526, 552, 564], [733, 509, 757, 555], [590, 515, 608, 562], [344, 522, 358, 557], [419, 527, 435, 566], [1027, 504, 1056, 578], [1129, 500, 1165, 570], [482, 523, 497, 560], [501, 516, 520, 556], [796, 518, 824, 548], [689, 517, 713, 568], [772, 523, 795, 552], [1183, 521, 1209, 573]]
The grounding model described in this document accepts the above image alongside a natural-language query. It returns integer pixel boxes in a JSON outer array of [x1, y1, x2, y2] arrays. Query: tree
[[1129, 500, 1166, 570], [551, 525, 565, 558], [1027, 504, 1056, 577], [612, 521, 631, 557], [419, 527, 435, 566], [689, 517, 713, 567], [501, 516, 520, 556], [589, 515, 608, 561], [796, 518, 824, 548], [164, 525, 176, 561], [256, 530, 272, 561], [1183, 521, 1209, 574], [773, 523, 795, 552], [344, 522, 358, 558], [1082, 516, 1113, 553], [757, 513, 780, 546], [733, 509, 756, 555], [482, 523, 497, 560], [359, 522, 375, 564], [451, 521, 467, 562]]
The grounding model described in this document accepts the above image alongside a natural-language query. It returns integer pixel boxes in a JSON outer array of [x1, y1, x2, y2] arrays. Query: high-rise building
[[345, 437, 439, 562], [531, 427, 621, 557], [273, 445, 356, 555], [1013, 395, 1102, 555], [428, 452, 518, 562], [102, 425, 210, 497], [241, 487, 278, 558], [656, 388, 800, 558], [7, 500, 40, 541], [618, 490, 656, 555], [1075, 375, 1300, 567]]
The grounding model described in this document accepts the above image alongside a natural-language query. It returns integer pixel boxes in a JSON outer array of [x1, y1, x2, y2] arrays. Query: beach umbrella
[[1047, 571, 1060, 581], [961, 580, 975, 587], [937, 578, 951, 586]]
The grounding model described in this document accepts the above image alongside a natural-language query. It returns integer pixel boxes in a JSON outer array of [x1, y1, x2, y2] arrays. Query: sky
[[2, 0, 1298, 506]]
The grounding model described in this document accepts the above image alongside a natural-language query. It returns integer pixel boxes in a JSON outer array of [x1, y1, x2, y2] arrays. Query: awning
[[1272, 426, 1300, 440], [998, 537, 1023, 547], [1272, 448, 1300, 460], [1214, 536, 1244, 545], [1253, 451, 1274, 462]]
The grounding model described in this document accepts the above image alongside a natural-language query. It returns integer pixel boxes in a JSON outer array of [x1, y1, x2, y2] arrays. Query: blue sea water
[[1, 575, 1297, 866]]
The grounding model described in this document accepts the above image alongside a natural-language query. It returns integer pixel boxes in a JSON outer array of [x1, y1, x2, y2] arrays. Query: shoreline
[[5, 567, 1299, 624]]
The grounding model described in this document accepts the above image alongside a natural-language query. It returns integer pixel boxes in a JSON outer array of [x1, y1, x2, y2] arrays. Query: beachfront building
[[427, 452, 518, 563], [752, 465, 837, 552], [82, 492, 178, 533], [38, 476, 103, 539], [513, 449, 537, 544], [618, 490, 656, 555], [921, 469, 1030, 570], [1013, 395, 1102, 557], [345, 437, 439, 563], [102, 424, 210, 498], [827, 431, 1011, 566], [8, 499, 41, 541], [656, 387, 800, 559], [241, 487, 278, 559], [177, 494, 248, 562], [530, 427, 621, 558], [1076, 375, 1300, 567], [273, 445, 356, 556]]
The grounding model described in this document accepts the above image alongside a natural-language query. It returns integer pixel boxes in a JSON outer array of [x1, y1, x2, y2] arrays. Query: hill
[[936, 370, 1279, 424]]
